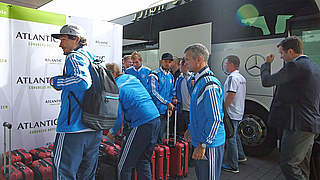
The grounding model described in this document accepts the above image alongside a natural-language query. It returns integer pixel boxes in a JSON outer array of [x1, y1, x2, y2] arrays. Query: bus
[[111, 0, 320, 156]]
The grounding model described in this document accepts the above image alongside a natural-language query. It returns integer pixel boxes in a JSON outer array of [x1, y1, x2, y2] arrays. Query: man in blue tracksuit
[[106, 63, 160, 180], [50, 24, 102, 179], [125, 51, 151, 89], [147, 52, 176, 143], [184, 44, 225, 180]]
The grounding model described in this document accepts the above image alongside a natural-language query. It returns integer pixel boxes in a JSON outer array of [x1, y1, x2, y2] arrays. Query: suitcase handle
[[38, 159, 49, 167], [3, 122, 12, 177], [3, 122, 12, 129], [166, 109, 177, 146], [166, 110, 169, 142]]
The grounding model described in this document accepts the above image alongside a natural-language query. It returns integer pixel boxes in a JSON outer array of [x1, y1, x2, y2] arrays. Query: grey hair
[[184, 43, 209, 62]]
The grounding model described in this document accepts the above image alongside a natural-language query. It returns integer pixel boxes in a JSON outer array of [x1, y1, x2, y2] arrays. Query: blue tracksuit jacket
[[52, 46, 95, 132], [125, 65, 151, 89], [110, 74, 160, 135], [189, 66, 225, 147], [147, 67, 175, 115]]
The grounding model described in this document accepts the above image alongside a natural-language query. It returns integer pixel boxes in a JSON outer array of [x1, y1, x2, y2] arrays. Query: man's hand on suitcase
[[192, 145, 206, 160], [106, 131, 115, 141], [167, 102, 175, 111]]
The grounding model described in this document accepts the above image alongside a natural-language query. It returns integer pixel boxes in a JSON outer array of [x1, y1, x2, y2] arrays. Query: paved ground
[[184, 149, 285, 180]]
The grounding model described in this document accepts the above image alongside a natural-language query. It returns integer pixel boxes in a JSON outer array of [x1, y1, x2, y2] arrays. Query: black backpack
[[69, 52, 119, 130], [193, 73, 234, 139]]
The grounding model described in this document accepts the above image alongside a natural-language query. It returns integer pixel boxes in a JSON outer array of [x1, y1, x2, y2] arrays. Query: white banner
[[11, 20, 64, 150], [0, 9, 11, 152], [67, 16, 123, 66], [0, 3, 122, 152]]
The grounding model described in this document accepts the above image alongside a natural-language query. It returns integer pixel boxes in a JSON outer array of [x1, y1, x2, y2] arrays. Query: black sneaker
[[222, 164, 239, 173]]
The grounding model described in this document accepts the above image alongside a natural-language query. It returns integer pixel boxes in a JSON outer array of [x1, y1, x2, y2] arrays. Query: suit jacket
[[261, 56, 320, 134]]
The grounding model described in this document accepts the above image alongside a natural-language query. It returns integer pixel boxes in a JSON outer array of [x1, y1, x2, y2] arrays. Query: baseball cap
[[161, 53, 173, 61], [51, 24, 86, 39]]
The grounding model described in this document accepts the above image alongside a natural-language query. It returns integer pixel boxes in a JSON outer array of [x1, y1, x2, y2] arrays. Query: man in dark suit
[[260, 36, 320, 180]]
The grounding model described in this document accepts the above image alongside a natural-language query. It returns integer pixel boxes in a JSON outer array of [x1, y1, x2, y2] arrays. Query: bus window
[[290, 16, 320, 66], [275, 15, 293, 34], [302, 30, 320, 66]]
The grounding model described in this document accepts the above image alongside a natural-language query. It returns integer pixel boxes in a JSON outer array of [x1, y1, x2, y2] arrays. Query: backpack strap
[[65, 50, 92, 125], [70, 91, 81, 106], [69, 91, 82, 125]]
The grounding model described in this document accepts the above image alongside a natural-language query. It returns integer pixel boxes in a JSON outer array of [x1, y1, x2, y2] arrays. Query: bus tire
[[238, 101, 277, 157]]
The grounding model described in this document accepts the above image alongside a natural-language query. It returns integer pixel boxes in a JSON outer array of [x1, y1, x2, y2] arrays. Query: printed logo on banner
[[95, 40, 110, 47], [16, 76, 52, 90], [15, 32, 60, 48], [45, 99, 61, 105], [17, 118, 57, 134], [0, 58, 8, 63], [44, 58, 63, 64], [0, 105, 8, 110]]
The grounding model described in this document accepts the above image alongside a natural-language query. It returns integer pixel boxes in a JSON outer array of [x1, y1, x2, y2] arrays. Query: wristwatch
[[200, 142, 206, 149]]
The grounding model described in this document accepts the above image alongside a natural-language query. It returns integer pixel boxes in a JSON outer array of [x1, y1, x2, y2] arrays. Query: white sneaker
[[238, 157, 247, 162]]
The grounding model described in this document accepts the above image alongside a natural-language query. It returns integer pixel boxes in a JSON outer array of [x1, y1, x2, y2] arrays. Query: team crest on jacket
[[161, 78, 165, 83], [141, 74, 146, 78]]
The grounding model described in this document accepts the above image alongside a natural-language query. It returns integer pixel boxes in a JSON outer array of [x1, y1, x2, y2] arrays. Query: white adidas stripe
[[117, 127, 138, 179], [54, 133, 65, 180]]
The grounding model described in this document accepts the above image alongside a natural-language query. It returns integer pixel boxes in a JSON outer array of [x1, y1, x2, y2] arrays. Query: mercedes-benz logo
[[245, 54, 265, 77]]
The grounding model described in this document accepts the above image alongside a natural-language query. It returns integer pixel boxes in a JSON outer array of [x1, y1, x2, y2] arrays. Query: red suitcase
[[114, 134, 123, 146], [1, 122, 34, 180], [151, 150, 156, 180], [154, 144, 170, 180], [28, 158, 53, 180], [5, 150, 21, 164], [101, 137, 112, 144], [29, 147, 51, 160], [1, 162, 34, 180], [163, 110, 189, 178], [99, 141, 121, 165], [6, 149, 33, 164], [131, 168, 137, 180], [103, 124, 124, 146], [1, 165, 23, 180], [47, 144, 54, 150]]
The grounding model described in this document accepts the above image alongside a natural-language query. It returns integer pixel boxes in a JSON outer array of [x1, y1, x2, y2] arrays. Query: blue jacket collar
[[160, 67, 171, 76], [67, 45, 83, 55], [195, 65, 210, 82]]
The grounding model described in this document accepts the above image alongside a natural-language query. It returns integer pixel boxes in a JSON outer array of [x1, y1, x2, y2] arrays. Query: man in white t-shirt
[[222, 55, 247, 174]]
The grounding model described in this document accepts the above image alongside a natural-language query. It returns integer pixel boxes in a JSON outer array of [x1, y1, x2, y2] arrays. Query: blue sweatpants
[[118, 117, 160, 180], [194, 144, 224, 180], [52, 131, 102, 180]]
